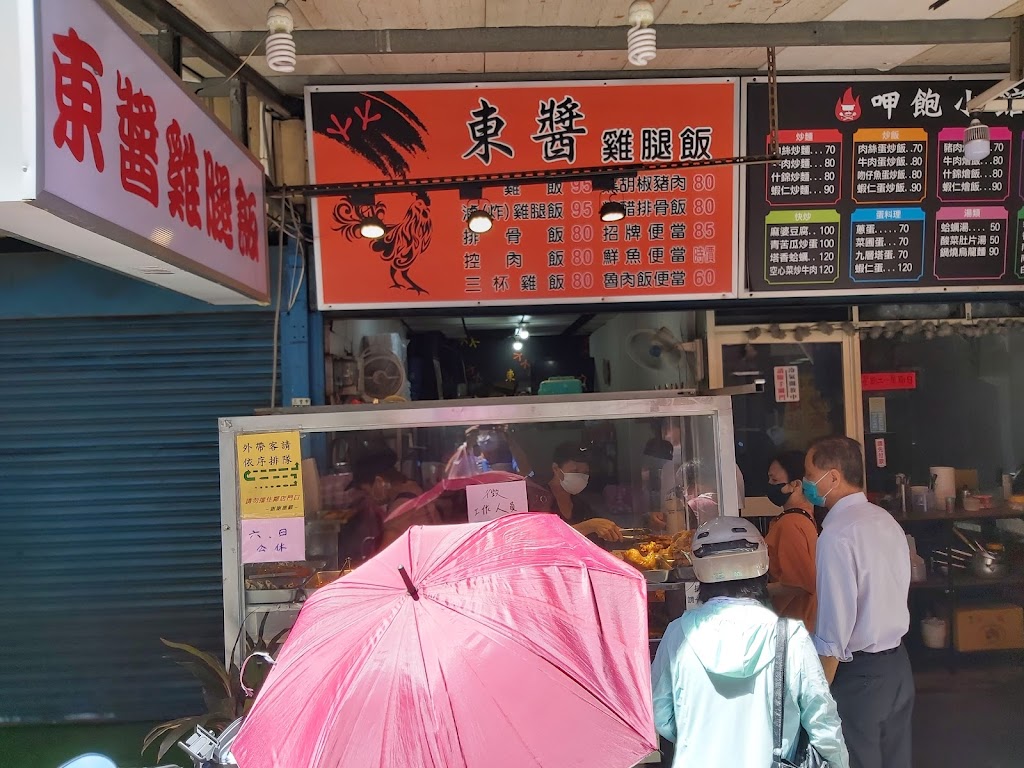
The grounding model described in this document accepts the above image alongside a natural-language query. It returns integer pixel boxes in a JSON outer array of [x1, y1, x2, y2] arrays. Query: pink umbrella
[[232, 513, 657, 768]]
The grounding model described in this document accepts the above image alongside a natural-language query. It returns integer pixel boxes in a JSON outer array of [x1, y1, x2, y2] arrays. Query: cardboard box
[[953, 604, 1024, 652]]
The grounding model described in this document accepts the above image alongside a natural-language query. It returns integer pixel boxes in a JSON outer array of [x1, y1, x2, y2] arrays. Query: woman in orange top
[[765, 450, 819, 631]]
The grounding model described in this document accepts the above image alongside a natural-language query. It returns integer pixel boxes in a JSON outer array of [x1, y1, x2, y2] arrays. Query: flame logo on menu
[[835, 87, 862, 122]]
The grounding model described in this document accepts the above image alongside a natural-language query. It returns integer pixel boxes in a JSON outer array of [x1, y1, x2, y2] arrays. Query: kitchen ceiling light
[[964, 118, 991, 162], [467, 207, 494, 234], [512, 339, 524, 352], [599, 200, 626, 222], [266, 2, 296, 73], [359, 215, 385, 239]]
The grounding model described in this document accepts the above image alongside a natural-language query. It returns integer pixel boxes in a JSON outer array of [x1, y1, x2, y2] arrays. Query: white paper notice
[[466, 480, 529, 523], [773, 366, 800, 403], [868, 397, 887, 433], [685, 582, 700, 610]]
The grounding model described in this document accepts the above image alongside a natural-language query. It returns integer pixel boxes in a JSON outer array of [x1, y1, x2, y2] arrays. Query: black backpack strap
[[779, 507, 821, 534], [772, 617, 789, 765], [780, 508, 815, 523]]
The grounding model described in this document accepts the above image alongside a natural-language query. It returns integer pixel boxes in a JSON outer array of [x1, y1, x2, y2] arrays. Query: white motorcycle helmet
[[59, 757, 116, 768], [689, 516, 769, 584]]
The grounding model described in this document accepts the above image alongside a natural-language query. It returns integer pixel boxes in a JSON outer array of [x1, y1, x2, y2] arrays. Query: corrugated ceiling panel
[[0, 314, 276, 723]]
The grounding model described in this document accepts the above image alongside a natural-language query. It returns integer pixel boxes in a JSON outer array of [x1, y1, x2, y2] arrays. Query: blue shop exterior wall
[[0, 247, 270, 319], [0, 244, 324, 404]]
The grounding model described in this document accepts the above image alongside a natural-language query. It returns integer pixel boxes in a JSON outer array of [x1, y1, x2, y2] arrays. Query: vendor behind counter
[[546, 442, 623, 543]]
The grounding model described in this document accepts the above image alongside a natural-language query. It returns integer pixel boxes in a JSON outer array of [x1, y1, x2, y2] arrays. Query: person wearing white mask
[[548, 442, 622, 542]]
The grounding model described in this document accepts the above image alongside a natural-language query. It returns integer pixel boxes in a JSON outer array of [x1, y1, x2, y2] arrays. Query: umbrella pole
[[398, 566, 420, 600]]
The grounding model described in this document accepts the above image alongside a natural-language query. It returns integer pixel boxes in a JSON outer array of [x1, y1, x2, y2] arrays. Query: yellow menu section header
[[236, 431, 304, 519]]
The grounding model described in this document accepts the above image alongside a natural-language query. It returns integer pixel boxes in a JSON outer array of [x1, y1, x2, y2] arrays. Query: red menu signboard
[[306, 80, 738, 309]]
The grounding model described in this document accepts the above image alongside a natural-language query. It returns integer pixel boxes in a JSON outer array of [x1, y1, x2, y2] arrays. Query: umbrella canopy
[[232, 513, 657, 768]]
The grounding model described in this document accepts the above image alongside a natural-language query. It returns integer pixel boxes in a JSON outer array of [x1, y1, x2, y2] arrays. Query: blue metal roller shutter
[[0, 313, 276, 723]]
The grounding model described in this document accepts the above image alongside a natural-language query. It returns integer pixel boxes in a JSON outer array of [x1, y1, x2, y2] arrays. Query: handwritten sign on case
[[241, 517, 306, 564], [466, 480, 529, 523]]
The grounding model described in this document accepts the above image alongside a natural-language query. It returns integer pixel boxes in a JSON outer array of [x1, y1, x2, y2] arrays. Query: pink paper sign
[[466, 480, 529, 523], [241, 517, 306, 564]]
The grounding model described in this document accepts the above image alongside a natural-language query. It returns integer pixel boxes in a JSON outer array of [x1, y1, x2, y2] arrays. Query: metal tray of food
[[244, 563, 315, 591]]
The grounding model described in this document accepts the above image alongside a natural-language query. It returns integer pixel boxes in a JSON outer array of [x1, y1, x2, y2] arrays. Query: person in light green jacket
[[652, 517, 849, 768]]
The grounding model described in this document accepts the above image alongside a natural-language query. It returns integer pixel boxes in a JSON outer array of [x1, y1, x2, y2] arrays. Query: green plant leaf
[[257, 612, 272, 646], [143, 716, 198, 756], [161, 638, 232, 698], [268, 627, 291, 655], [208, 715, 234, 733], [173, 657, 235, 708]]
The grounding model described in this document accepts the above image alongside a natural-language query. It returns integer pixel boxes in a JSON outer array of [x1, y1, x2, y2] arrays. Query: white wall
[[589, 311, 699, 392]]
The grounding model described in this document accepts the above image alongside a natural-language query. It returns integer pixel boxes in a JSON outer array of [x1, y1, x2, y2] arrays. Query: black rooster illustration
[[312, 91, 428, 179], [332, 191, 433, 294], [315, 90, 434, 293]]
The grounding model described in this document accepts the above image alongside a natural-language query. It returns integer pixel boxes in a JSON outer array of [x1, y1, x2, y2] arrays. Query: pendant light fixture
[[266, 2, 297, 73], [626, 1, 657, 66], [963, 118, 991, 162], [359, 214, 385, 239], [467, 207, 494, 234], [599, 199, 627, 222]]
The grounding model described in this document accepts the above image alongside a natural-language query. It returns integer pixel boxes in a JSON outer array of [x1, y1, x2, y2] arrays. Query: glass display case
[[218, 391, 740, 661]]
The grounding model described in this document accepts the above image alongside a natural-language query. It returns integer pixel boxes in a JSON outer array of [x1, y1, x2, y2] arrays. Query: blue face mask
[[802, 473, 832, 507]]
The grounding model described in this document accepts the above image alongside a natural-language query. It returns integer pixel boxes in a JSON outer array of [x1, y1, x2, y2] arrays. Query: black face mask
[[767, 482, 792, 508]]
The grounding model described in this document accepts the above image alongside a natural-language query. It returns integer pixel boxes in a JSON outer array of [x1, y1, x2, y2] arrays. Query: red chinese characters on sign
[[116, 72, 159, 207], [47, 26, 259, 262], [236, 178, 259, 261], [204, 151, 234, 250], [874, 438, 887, 468], [166, 119, 202, 230], [52, 28, 105, 172], [861, 372, 918, 391]]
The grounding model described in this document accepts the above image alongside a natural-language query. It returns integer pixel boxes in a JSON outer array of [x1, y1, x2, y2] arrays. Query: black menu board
[[745, 79, 1024, 294]]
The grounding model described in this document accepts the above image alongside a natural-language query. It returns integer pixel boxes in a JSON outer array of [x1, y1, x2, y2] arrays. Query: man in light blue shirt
[[804, 436, 912, 768]]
